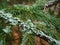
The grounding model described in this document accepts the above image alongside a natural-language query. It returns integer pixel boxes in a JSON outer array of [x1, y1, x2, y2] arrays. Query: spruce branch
[[0, 10, 60, 45]]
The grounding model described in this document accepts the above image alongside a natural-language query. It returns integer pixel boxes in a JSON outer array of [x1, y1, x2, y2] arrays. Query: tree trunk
[[41, 38, 50, 45], [11, 26, 21, 45], [34, 36, 50, 45], [34, 36, 41, 45]]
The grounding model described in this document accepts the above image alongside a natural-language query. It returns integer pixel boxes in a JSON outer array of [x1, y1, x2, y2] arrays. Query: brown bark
[[41, 38, 50, 45], [34, 36, 41, 45], [44, 0, 60, 17], [11, 26, 22, 45], [34, 36, 50, 45]]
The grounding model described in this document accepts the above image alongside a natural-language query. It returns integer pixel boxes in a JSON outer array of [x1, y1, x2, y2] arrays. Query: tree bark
[[34, 36, 50, 45], [34, 36, 41, 45], [11, 26, 21, 45], [41, 38, 50, 45]]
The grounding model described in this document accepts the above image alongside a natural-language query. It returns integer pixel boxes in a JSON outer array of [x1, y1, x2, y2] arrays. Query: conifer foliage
[[0, 0, 60, 45]]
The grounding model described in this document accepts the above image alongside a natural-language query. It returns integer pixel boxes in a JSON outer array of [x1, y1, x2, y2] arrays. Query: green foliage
[[0, 0, 8, 9], [0, 0, 60, 45]]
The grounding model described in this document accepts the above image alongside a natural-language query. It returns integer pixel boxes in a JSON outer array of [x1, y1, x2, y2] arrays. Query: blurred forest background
[[0, 0, 60, 45]]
